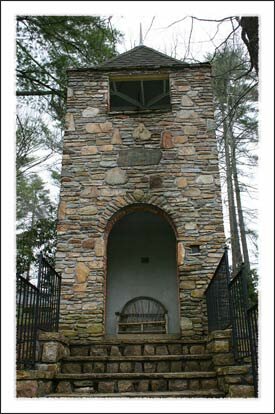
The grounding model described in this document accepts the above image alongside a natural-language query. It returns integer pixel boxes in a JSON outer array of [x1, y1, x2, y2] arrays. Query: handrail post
[[16, 252, 62, 369], [37, 251, 43, 291], [55, 272, 62, 331], [240, 265, 258, 397], [224, 246, 238, 361], [32, 252, 43, 365]]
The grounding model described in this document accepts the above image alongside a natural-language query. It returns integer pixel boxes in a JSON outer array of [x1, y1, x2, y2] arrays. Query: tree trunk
[[222, 111, 243, 273], [230, 129, 250, 272]]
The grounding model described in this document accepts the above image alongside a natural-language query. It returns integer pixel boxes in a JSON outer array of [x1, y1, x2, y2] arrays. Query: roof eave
[[67, 62, 211, 73]]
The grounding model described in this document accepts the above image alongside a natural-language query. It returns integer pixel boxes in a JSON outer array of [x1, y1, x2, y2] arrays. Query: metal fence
[[16, 253, 61, 369], [205, 249, 258, 396], [205, 250, 231, 332]]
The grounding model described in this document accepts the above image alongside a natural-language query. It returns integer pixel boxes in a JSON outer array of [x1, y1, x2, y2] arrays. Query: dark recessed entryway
[[105, 209, 180, 335]]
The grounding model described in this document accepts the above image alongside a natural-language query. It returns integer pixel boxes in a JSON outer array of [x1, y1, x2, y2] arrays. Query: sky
[[1, 2, 274, 413], [113, 14, 239, 60]]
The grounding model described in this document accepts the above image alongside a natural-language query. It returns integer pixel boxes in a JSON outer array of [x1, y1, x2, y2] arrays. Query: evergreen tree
[[16, 15, 121, 124], [16, 16, 122, 277], [210, 45, 258, 299]]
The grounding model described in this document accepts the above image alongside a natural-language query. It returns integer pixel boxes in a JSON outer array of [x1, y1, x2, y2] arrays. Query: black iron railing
[[204, 250, 231, 331], [229, 268, 251, 360], [205, 249, 258, 396], [228, 268, 258, 396], [16, 275, 40, 369], [36, 254, 61, 332], [16, 253, 61, 369], [247, 303, 258, 395]]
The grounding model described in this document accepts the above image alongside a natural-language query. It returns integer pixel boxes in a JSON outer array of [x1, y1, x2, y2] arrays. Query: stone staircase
[[47, 338, 225, 398]]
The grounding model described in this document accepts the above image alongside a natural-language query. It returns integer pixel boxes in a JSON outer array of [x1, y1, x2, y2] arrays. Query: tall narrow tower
[[56, 45, 225, 341]]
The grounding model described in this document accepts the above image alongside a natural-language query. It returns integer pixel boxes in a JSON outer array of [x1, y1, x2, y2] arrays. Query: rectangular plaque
[[118, 148, 162, 167]]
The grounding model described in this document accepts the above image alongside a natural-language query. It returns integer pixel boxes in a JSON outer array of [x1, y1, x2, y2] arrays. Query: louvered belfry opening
[[110, 77, 171, 112]]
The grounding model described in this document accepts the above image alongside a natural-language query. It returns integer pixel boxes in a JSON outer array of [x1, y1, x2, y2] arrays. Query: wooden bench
[[116, 296, 168, 334]]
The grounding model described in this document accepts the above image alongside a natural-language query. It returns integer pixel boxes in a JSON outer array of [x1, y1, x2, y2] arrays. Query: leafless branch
[[16, 151, 55, 178], [216, 81, 258, 129], [144, 17, 156, 42], [16, 91, 57, 96], [167, 15, 234, 29], [208, 23, 241, 63], [184, 17, 194, 60]]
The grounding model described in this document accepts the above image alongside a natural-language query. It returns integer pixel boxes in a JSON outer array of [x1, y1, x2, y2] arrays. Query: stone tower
[[56, 45, 225, 342]]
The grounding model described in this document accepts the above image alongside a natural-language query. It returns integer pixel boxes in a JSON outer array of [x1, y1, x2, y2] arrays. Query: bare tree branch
[[184, 17, 194, 60], [17, 91, 58, 96], [144, 16, 156, 42]]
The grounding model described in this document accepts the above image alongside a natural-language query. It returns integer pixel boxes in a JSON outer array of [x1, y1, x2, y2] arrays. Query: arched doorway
[[105, 206, 180, 335]]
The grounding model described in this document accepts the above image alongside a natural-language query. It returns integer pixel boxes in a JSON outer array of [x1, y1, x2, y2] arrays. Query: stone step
[[61, 354, 213, 374], [47, 389, 225, 398], [56, 371, 217, 380], [54, 371, 218, 394], [69, 342, 207, 358], [69, 336, 205, 345], [64, 354, 212, 362]]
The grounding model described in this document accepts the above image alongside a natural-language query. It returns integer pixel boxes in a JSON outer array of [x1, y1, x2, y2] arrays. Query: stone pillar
[[36, 332, 70, 372], [207, 329, 256, 397], [16, 332, 70, 397], [16, 370, 55, 398], [207, 329, 234, 367], [216, 365, 255, 397]]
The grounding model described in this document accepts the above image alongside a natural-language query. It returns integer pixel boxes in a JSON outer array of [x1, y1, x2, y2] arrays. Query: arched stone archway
[[105, 205, 180, 335]]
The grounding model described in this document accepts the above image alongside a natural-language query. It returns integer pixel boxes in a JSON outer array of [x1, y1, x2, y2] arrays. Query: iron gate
[[16, 253, 61, 369]]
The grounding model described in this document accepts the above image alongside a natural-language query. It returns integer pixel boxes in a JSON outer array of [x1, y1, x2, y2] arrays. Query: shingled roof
[[97, 45, 186, 69]]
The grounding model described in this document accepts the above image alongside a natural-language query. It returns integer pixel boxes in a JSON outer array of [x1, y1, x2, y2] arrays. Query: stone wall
[[207, 329, 256, 397], [16, 332, 69, 397], [56, 65, 225, 340]]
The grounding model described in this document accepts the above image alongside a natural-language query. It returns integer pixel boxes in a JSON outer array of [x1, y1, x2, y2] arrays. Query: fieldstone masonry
[[56, 48, 225, 341]]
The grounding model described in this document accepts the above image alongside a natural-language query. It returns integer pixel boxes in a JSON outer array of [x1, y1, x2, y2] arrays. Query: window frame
[[108, 74, 171, 114]]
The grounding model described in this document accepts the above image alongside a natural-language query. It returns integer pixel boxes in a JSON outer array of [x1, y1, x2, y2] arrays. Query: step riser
[[55, 377, 218, 394], [69, 343, 206, 358], [61, 359, 213, 374]]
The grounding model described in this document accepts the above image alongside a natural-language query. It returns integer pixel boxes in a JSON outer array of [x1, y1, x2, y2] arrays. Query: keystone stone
[[133, 189, 145, 201]]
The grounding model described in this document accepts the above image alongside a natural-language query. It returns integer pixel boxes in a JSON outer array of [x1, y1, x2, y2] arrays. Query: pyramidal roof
[[97, 45, 186, 69]]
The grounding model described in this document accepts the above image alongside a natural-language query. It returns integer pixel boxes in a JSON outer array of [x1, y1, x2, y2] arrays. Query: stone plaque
[[118, 149, 162, 167]]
